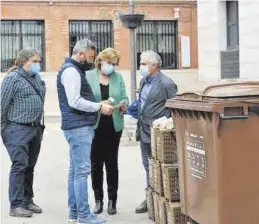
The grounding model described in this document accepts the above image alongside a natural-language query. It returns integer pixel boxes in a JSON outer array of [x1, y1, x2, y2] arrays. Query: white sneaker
[[68, 219, 77, 224], [77, 213, 107, 224]]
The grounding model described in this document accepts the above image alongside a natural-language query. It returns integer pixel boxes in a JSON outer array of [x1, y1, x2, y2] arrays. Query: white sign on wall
[[174, 8, 180, 19], [181, 35, 191, 68]]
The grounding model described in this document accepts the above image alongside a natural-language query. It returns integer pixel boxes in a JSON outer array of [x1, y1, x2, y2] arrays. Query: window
[[1, 20, 45, 72], [136, 21, 177, 69], [69, 21, 113, 56], [226, 1, 239, 49], [220, 1, 240, 79]]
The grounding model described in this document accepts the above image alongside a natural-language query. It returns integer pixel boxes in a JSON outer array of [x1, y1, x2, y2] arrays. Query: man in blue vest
[[57, 39, 112, 224]]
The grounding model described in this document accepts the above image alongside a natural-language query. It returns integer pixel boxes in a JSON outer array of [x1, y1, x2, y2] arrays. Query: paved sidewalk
[[1, 123, 152, 224]]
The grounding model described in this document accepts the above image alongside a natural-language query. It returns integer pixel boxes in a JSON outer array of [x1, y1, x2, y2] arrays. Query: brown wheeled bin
[[166, 82, 259, 224]]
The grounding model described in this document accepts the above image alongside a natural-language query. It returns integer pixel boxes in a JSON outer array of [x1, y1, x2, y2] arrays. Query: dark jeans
[[140, 141, 151, 188], [1, 124, 42, 209], [91, 128, 122, 202]]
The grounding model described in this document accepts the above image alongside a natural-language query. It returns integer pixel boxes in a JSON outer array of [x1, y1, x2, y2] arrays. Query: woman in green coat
[[86, 48, 128, 216]]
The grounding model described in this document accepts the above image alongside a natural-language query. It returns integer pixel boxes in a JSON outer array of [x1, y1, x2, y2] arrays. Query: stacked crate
[[147, 127, 187, 224]]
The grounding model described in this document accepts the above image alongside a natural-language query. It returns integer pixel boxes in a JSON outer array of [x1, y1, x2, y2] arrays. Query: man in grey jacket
[[135, 50, 178, 213]]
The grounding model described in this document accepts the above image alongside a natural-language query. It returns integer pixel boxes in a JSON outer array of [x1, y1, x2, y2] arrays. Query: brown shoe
[[9, 207, 33, 217]]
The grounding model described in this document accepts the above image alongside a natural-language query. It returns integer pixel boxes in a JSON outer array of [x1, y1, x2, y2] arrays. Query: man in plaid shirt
[[1, 49, 45, 218]]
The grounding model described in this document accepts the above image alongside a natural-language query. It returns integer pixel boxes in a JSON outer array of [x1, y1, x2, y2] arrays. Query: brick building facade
[[1, 0, 198, 72]]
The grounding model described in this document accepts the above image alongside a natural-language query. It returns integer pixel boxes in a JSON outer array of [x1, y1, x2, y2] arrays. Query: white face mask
[[139, 65, 150, 78]]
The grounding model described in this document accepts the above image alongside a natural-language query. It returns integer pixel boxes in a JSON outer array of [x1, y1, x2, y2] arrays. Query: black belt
[[9, 121, 41, 127]]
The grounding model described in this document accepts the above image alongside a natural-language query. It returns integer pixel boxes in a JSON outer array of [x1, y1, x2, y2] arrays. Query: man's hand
[[100, 102, 114, 115], [120, 103, 127, 113]]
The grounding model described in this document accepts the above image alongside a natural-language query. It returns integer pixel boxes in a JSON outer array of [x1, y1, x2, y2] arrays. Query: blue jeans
[[64, 126, 94, 220], [140, 141, 151, 188]]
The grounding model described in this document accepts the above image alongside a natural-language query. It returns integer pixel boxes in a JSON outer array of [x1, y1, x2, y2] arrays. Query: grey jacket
[[136, 72, 178, 143]]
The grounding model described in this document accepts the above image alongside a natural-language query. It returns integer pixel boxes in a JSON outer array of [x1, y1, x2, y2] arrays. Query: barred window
[[137, 21, 177, 69], [69, 20, 113, 56], [1, 20, 45, 72], [220, 1, 240, 79], [226, 1, 239, 49]]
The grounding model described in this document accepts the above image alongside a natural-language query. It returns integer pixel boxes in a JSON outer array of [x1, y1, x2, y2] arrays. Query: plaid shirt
[[1, 68, 46, 130]]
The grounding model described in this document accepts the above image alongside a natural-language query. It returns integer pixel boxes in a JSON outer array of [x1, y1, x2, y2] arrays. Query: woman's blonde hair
[[95, 48, 120, 69], [8, 48, 40, 72]]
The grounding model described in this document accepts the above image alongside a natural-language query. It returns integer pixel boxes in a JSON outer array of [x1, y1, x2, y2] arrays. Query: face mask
[[81, 61, 94, 71], [101, 63, 115, 75], [140, 65, 150, 78], [86, 63, 94, 70], [29, 63, 41, 74], [79, 53, 87, 64]]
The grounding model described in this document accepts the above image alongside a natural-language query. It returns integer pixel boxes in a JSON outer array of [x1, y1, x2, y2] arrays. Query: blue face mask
[[101, 63, 115, 76], [29, 63, 41, 75], [139, 65, 150, 78]]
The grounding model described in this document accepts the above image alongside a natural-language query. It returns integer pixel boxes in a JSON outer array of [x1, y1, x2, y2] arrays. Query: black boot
[[9, 207, 33, 217], [93, 200, 103, 214], [27, 202, 42, 214], [135, 200, 148, 213], [107, 200, 117, 215]]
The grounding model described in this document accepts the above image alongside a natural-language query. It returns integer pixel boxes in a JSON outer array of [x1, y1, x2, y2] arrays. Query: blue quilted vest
[[57, 57, 97, 130]]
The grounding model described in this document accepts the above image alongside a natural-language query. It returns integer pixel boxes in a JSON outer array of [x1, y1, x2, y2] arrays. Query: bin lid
[[166, 82, 259, 113], [179, 82, 259, 99]]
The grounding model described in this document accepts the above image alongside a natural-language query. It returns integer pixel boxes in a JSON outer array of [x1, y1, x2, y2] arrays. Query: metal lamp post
[[119, 0, 144, 101]]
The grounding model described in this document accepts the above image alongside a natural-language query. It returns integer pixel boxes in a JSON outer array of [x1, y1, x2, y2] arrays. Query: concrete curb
[[44, 113, 61, 123]]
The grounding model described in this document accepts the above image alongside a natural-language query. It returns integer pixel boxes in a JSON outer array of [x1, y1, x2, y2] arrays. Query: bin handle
[[203, 82, 259, 96], [220, 106, 249, 120], [219, 113, 248, 120]]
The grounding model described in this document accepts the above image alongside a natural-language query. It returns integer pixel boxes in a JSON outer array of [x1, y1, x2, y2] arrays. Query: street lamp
[[119, 0, 144, 101]]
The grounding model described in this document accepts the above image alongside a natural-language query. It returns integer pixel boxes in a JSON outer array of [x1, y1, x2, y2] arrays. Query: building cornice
[[1, 0, 196, 5]]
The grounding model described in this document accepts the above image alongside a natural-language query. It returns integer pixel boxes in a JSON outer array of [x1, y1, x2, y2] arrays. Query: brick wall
[[1, 1, 197, 71]]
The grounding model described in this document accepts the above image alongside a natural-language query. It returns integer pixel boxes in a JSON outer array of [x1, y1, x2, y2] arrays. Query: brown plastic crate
[[156, 129, 177, 164], [149, 158, 155, 189], [157, 195, 167, 224], [162, 163, 180, 202], [151, 127, 158, 159], [146, 188, 155, 221], [166, 202, 187, 224], [152, 192, 160, 223], [154, 160, 163, 195]]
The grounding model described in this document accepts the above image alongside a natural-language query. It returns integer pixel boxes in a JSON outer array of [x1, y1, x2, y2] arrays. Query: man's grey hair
[[72, 39, 96, 55], [140, 50, 162, 68]]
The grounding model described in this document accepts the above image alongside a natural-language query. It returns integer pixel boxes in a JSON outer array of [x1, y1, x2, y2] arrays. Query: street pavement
[[1, 122, 152, 224]]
